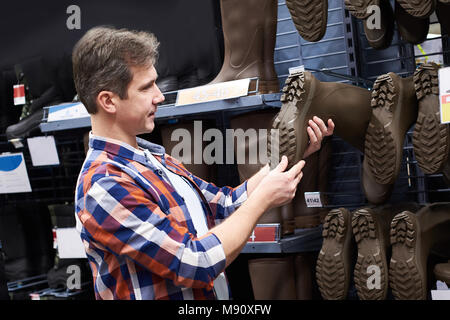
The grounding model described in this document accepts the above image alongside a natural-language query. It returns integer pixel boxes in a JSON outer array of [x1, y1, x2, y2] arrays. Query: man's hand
[[303, 116, 335, 159], [252, 155, 305, 211]]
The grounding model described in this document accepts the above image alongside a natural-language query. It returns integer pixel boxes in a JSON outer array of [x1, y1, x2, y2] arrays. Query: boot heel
[[389, 212, 426, 300], [316, 208, 351, 300], [286, 0, 328, 42], [352, 209, 388, 300], [365, 74, 398, 185], [412, 64, 449, 174]]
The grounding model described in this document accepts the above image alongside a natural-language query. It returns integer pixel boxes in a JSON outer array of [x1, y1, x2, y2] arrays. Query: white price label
[[289, 65, 305, 75], [304, 192, 323, 208]]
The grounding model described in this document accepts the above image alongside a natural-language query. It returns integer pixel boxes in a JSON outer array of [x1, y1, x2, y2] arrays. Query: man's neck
[[91, 116, 138, 148]]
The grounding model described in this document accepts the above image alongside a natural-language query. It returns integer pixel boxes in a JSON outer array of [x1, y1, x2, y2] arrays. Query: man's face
[[115, 64, 165, 136]]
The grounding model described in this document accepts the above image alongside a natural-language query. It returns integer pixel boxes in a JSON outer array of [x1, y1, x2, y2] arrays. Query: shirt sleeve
[[79, 174, 226, 290], [190, 174, 248, 223]]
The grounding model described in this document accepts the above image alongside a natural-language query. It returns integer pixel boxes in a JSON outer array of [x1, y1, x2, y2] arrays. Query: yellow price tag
[[439, 67, 450, 124]]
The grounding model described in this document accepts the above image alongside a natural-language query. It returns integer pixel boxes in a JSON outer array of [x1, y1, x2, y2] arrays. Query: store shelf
[[38, 93, 282, 133], [242, 225, 323, 254]]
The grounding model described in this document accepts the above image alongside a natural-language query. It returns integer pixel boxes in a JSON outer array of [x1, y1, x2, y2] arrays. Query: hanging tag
[[13, 84, 26, 106]]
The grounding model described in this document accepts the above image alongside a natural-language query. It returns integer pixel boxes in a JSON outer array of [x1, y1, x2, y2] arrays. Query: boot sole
[[316, 208, 351, 300], [344, 0, 380, 19], [389, 211, 427, 300], [269, 72, 315, 169], [286, 0, 328, 42], [365, 73, 399, 185], [412, 64, 450, 174], [396, 0, 435, 18], [352, 209, 388, 300]]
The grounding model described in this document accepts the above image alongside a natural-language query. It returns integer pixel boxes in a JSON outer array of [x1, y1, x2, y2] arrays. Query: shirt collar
[[88, 131, 166, 165]]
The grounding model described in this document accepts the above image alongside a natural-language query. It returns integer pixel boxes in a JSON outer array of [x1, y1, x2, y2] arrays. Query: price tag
[[289, 65, 305, 75], [47, 102, 90, 122], [175, 78, 250, 106], [439, 67, 450, 124], [247, 224, 280, 243], [13, 84, 26, 105], [304, 192, 323, 208]]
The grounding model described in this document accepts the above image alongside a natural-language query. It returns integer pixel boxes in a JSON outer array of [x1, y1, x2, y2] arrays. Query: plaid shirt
[[75, 134, 248, 300]]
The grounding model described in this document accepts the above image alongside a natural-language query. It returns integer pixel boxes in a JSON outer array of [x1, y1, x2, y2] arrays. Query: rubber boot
[[317, 137, 333, 223], [210, 0, 278, 94], [260, 0, 280, 93], [230, 110, 284, 227], [316, 208, 355, 300], [362, 157, 395, 204], [269, 70, 372, 170], [362, 0, 395, 50], [364, 72, 418, 185], [396, 0, 436, 18], [436, 1, 450, 35], [294, 253, 315, 299], [345, 0, 395, 50], [248, 256, 297, 299], [351, 202, 421, 300], [389, 203, 450, 300], [160, 122, 215, 182], [395, 1, 430, 45], [412, 63, 450, 174], [434, 261, 450, 285], [286, 0, 328, 42]]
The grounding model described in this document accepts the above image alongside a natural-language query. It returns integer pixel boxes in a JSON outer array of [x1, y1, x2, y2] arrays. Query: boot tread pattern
[[365, 74, 397, 185], [286, 0, 327, 42], [352, 210, 386, 300], [269, 73, 306, 168], [396, 0, 434, 17], [344, 0, 379, 19], [389, 212, 424, 300], [316, 209, 348, 300], [413, 64, 449, 174]]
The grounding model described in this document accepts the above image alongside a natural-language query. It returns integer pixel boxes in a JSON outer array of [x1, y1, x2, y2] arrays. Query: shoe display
[[269, 71, 372, 170], [352, 203, 420, 300], [316, 208, 354, 300], [209, 0, 279, 94], [285, 0, 328, 42], [365, 72, 418, 185], [412, 63, 450, 175], [389, 203, 450, 300], [395, 1, 430, 45], [396, 0, 436, 18]]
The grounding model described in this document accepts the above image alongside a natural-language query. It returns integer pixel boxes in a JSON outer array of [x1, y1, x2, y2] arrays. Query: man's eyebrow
[[138, 79, 155, 90]]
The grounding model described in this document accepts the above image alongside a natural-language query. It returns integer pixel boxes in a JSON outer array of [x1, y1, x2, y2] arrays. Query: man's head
[[72, 26, 160, 114], [72, 26, 165, 137]]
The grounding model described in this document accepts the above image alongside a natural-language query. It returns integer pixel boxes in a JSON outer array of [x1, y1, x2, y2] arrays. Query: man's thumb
[[275, 155, 288, 172]]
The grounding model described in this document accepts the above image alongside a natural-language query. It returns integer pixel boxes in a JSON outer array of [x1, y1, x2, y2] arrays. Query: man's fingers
[[275, 155, 288, 172], [288, 159, 305, 179], [307, 126, 318, 145], [313, 116, 328, 134], [308, 119, 323, 142], [326, 118, 335, 136]]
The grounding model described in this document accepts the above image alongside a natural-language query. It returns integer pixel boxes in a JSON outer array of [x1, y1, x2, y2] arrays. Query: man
[[73, 26, 334, 300]]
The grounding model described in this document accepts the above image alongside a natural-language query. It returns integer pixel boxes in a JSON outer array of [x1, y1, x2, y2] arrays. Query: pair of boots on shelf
[[316, 202, 450, 300], [345, 0, 450, 49], [271, 62, 450, 205]]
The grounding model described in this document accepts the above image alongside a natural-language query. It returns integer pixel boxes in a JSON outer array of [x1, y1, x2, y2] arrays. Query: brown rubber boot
[[316, 208, 354, 300], [160, 122, 216, 182], [362, 156, 395, 204], [285, 0, 328, 42], [210, 0, 278, 94], [434, 261, 450, 285], [395, 0, 430, 45], [412, 63, 450, 174], [294, 253, 315, 299], [389, 203, 450, 300], [248, 256, 297, 299], [351, 203, 421, 300], [345, 0, 395, 50], [269, 70, 372, 170], [317, 138, 333, 223], [364, 72, 418, 185], [230, 110, 284, 227], [436, 1, 450, 35], [396, 0, 436, 18], [260, 0, 280, 93]]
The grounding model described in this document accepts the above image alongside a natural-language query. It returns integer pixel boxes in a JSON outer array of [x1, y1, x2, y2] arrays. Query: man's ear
[[96, 91, 117, 114]]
